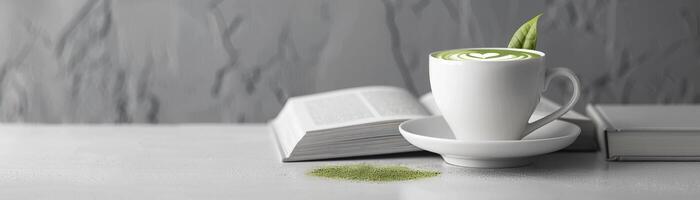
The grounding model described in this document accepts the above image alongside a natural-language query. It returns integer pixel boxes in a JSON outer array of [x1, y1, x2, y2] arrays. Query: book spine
[[269, 116, 292, 162], [585, 104, 613, 160]]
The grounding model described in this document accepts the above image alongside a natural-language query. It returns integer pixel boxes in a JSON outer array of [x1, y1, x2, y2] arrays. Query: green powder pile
[[307, 163, 440, 182]]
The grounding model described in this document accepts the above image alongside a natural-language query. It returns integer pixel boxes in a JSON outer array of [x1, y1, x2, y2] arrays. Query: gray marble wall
[[1, 0, 699, 123]]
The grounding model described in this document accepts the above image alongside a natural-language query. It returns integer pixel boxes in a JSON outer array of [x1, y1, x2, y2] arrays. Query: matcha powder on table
[[308, 163, 440, 182]]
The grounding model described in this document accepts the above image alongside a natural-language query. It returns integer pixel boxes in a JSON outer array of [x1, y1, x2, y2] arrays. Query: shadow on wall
[[0, 0, 698, 123]]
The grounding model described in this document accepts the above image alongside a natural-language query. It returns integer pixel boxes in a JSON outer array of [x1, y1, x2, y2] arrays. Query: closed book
[[586, 104, 700, 161]]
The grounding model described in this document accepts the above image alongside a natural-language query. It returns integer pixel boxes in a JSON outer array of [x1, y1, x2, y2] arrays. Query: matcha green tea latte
[[431, 48, 541, 61], [308, 164, 440, 182]]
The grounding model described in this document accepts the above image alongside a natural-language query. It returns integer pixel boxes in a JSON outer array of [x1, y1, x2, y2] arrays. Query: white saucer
[[399, 116, 580, 168]]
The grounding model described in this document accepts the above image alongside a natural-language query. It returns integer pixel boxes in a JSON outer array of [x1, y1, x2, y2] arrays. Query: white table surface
[[1, 124, 699, 199]]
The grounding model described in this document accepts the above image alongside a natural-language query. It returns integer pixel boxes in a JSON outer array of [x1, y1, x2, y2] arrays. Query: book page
[[290, 86, 429, 132], [303, 93, 375, 126], [360, 89, 428, 117], [418, 93, 440, 115]]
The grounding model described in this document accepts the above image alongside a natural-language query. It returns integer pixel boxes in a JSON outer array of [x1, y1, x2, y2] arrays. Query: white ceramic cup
[[429, 48, 581, 141]]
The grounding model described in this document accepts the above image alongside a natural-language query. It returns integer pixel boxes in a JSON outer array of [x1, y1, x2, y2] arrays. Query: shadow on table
[[438, 152, 607, 177], [297, 151, 440, 162]]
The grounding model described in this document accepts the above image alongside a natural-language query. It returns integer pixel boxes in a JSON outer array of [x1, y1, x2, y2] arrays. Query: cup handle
[[523, 67, 581, 137]]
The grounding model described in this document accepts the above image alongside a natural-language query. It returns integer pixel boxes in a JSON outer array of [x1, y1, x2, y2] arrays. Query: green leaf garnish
[[507, 14, 542, 50]]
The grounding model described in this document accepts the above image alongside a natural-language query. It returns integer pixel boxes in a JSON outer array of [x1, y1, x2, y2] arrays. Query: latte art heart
[[432, 48, 541, 61], [468, 52, 499, 59]]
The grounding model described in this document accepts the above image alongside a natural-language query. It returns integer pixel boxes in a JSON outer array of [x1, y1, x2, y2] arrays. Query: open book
[[271, 86, 596, 162]]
